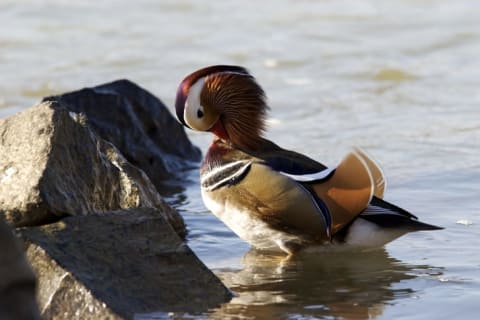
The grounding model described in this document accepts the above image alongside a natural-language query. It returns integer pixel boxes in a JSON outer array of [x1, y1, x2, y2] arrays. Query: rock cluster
[[42, 79, 201, 194], [0, 81, 230, 319]]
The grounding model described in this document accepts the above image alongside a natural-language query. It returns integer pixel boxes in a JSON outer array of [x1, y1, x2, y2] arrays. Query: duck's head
[[175, 65, 269, 150]]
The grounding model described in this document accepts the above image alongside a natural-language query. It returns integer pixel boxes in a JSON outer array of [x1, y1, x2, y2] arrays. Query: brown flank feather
[[201, 72, 269, 151]]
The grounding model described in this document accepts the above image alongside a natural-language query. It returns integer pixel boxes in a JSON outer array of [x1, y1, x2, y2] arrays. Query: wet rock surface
[[43, 80, 202, 194], [21, 208, 231, 319]]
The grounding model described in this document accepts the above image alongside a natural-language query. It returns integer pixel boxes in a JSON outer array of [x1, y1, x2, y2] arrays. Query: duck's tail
[[363, 198, 443, 231]]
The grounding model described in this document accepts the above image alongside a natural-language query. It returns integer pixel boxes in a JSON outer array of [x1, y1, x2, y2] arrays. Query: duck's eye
[[197, 109, 204, 118]]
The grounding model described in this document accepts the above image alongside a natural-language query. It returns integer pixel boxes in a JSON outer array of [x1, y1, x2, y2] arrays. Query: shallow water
[[2, 1, 480, 319]]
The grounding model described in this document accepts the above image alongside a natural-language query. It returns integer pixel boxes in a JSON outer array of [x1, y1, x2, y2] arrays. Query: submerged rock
[[0, 101, 185, 235], [21, 208, 231, 319], [43, 80, 202, 194], [0, 217, 40, 320]]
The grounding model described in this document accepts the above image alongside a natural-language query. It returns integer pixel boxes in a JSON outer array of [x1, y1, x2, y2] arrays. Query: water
[[2, 1, 480, 319]]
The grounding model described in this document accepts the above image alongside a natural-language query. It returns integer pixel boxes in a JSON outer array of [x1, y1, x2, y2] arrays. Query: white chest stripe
[[201, 160, 252, 191], [184, 77, 209, 130], [280, 167, 335, 182]]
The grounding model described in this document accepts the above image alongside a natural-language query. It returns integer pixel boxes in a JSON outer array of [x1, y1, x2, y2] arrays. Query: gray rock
[[0, 217, 41, 320], [43, 80, 202, 194], [0, 101, 185, 236], [21, 208, 232, 319], [0, 85, 230, 319]]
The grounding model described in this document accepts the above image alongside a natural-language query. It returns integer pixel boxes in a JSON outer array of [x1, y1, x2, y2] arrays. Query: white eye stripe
[[184, 77, 210, 130]]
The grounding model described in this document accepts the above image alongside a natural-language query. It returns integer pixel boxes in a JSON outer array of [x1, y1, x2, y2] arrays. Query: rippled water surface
[[2, 1, 480, 319]]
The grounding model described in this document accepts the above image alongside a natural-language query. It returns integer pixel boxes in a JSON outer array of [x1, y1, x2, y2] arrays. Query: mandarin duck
[[175, 65, 442, 255]]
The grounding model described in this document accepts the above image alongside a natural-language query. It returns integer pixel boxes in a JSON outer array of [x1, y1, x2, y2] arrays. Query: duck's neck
[[212, 135, 280, 154]]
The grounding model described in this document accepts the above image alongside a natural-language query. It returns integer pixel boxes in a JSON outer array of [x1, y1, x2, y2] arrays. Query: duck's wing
[[303, 151, 374, 235], [354, 147, 386, 199], [257, 146, 374, 235], [349, 149, 439, 231], [272, 147, 386, 198], [257, 142, 441, 233]]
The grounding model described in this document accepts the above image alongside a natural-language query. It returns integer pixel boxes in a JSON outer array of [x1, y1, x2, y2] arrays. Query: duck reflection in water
[[212, 248, 440, 320]]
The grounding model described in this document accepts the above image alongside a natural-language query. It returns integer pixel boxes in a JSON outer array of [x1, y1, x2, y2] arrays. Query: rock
[[0, 101, 185, 236], [0, 217, 41, 320], [43, 80, 202, 194], [20, 208, 232, 319], [0, 84, 230, 319]]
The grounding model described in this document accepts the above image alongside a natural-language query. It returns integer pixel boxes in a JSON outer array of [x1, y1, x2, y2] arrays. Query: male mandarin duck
[[175, 65, 442, 255]]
